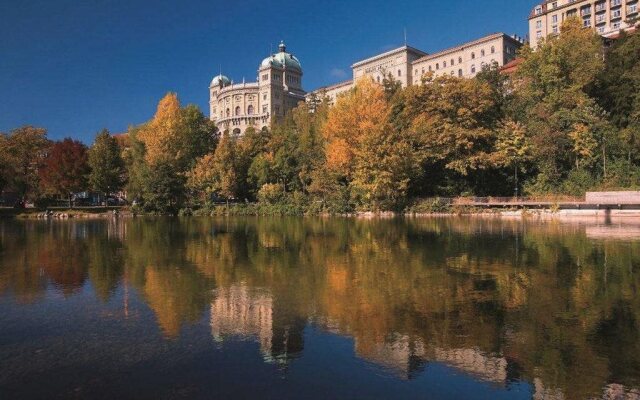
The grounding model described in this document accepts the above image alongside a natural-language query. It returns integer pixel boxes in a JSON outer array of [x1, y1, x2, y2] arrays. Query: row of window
[[413, 46, 499, 76]]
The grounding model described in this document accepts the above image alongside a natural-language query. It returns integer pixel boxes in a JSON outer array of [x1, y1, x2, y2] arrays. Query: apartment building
[[529, 0, 639, 48]]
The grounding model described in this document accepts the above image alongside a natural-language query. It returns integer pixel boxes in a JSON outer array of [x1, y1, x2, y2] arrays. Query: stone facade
[[411, 33, 522, 82], [209, 41, 306, 135], [307, 33, 523, 104], [529, 0, 639, 49]]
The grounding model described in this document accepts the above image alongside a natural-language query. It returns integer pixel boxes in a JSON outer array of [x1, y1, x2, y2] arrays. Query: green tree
[[88, 129, 125, 197]]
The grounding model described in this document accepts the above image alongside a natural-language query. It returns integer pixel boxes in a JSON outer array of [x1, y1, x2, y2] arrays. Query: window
[[471, 52, 475, 59], [397, 69, 401, 77], [458, 57, 462, 63], [471, 65, 476, 74], [263, 93, 267, 100], [376, 76, 380, 83], [553, 25, 559, 33], [262, 74, 268, 81], [536, 20, 542, 29], [436, 63, 440, 70], [428, 66, 432, 72], [458, 69, 463, 77], [226, 108, 230, 117], [481, 49, 485, 57], [612, 9, 621, 18], [491, 46, 495, 54], [247, 105, 254, 115], [535, 6, 542, 15], [552, 14, 558, 23], [262, 105, 268, 113], [235, 106, 241, 116], [451, 58, 455, 66], [583, 18, 591, 27], [443, 61, 447, 67], [536, 31, 542, 39]]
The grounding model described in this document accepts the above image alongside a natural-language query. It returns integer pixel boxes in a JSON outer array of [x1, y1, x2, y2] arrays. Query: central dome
[[259, 41, 302, 72]]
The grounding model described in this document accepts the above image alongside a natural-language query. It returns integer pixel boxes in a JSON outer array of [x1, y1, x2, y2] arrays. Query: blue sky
[[0, 0, 536, 142]]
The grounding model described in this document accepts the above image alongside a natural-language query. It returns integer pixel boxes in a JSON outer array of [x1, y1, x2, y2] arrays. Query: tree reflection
[[1, 216, 640, 398]]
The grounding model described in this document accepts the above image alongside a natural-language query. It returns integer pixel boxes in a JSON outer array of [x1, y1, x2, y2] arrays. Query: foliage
[[39, 138, 89, 205], [88, 129, 125, 195], [2, 126, 50, 200]]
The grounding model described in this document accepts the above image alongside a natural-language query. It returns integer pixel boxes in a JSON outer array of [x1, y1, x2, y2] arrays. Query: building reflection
[[210, 284, 304, 366]]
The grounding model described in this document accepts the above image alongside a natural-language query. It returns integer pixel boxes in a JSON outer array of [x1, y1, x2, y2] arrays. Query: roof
[[351, 45, 428, 68], [413, 33, 521, 64], [311, 79, 353, 93], [500, 58, 524, 75]]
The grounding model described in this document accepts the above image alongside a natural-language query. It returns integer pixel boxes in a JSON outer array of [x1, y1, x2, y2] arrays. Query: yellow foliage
[[138, 92, 184, 165], [322, 78, 390, 178]]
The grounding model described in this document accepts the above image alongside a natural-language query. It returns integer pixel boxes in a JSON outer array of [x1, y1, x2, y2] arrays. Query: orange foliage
[[138, 93, 184, 165], [322, 78, 390, 178]]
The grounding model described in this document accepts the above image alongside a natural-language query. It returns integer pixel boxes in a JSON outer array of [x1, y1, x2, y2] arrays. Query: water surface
[[1, 217, 639, 399]]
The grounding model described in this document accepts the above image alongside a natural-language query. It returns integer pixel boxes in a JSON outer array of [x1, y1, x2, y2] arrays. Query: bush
[[257, 183, 285, 204]]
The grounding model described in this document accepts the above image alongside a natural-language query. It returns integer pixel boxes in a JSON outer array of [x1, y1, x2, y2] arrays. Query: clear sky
[[0, 0, 536, 143]]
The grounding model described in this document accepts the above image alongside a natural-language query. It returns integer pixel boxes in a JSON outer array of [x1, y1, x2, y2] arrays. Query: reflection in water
[[1, 217, 640, 399]]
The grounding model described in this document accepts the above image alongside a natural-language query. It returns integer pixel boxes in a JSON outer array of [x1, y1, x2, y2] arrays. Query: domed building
[[209, 41, 306, 135]]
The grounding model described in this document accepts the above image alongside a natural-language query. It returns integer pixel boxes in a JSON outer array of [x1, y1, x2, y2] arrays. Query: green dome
[[259, 41, 302, 72], [210, 74, 231, 88]]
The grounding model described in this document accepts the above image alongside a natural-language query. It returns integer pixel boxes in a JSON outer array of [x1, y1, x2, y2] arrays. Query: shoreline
[[3, 207, 640, 220]]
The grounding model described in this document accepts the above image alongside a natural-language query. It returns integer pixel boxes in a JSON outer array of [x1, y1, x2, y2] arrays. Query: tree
[[323, 78, 390, 180], [4, 126, 50, 201], [39, 138, 89, 207], [141, 161, 186, 215], [127, 93, 217, 212], [494, 120, 532, 197], [88, 129, 125, 197], [516, 18, 607, 190], [0, 133, 10, 194]]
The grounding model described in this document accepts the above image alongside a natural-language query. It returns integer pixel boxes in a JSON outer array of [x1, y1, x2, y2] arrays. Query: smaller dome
[[210, 74, 231, 88]]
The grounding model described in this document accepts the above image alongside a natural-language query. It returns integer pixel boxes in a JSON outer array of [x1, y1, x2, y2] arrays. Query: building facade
[[209, 41, 306, 134], [529, 0, 639, 48], [307, 33, 523, 104]]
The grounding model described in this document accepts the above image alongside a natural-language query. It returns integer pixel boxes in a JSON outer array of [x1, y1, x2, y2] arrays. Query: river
[[0, 217, 639, 399]]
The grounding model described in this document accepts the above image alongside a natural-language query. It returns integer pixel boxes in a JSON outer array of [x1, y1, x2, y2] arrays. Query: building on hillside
[[307, 33, 524, 104], [528, 0, 639, 49], [209, 41, 306, 135]]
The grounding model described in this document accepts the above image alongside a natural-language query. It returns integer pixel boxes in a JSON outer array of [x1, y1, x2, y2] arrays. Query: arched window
[[226, 108, 230, 117], [235, 106, 241, 116], [458, 57, 462, 63], [491, 46, 495, 54], [471, 52, 475, 59], [458, 69, 463, 77], [443, 61, 447, 68], [247, 105, 254, 115], [428, 66, 432, 72], [232, 128, 241, 136], [376, 76, 380, 83], [436, 63, 439, 70], [471, 65, 476, 74], [397, 69, 402, 77], [481, 49, 485, 57], [451, 58, 455, 66]]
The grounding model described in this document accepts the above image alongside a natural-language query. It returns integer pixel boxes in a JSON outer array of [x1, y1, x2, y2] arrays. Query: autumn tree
[[39, 138, 89, 207], [88, 129, 125, 197], [323, 78, 390, 180], [4, 126, 51, 202], [128, 93, 217, 211]]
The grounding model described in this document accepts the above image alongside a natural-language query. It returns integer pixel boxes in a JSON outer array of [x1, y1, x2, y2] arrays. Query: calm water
[[0, 217, 639, 400]]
